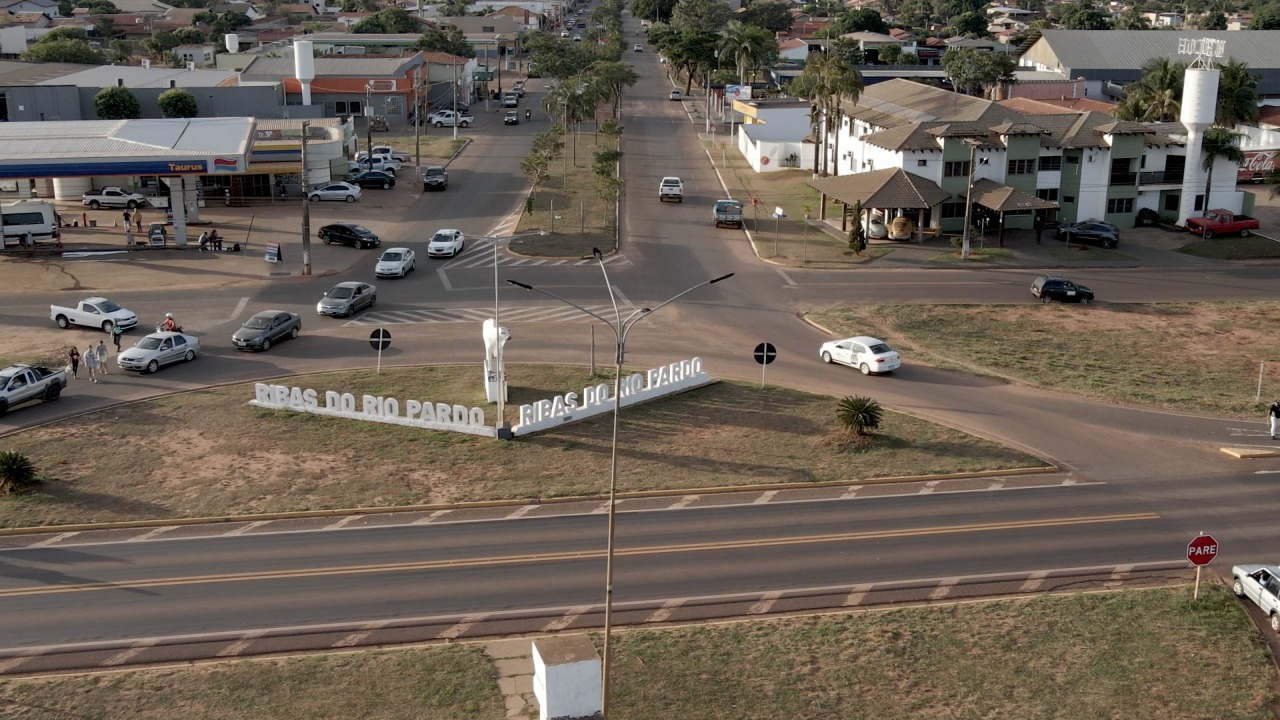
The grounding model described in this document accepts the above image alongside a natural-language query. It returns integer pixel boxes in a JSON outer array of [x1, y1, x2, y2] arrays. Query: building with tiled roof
[[1001, 96, 1118, 116], [811, 78, 1243, 233]]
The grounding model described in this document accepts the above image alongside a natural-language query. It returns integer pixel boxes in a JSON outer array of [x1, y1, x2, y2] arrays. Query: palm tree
[[835, 396, 882, 436], [790, 50, 863, 176], [1199, 126, 1245, 212], [1115, 57, 1185, 122], [1112, 5, 1151, 29], [717, 20, 773, 86], [1216, 59, 1261, 127]]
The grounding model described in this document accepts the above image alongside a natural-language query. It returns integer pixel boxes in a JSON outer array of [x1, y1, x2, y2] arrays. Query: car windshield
[[328, 287, 354, 299], [137, 337, 162, 350], [716, 201, 741, 210], [431, 233, 454, 244], [243, 316, 271, 329], [381, 252, 403, 262], [426, 168, 444, 176], [97, 300, 122, 313], [350, 226, 371, 235], [869, 343, 893, 354]]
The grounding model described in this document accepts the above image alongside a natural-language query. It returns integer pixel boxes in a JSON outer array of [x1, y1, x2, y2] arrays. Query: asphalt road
[[2, 24, 1280, 672]]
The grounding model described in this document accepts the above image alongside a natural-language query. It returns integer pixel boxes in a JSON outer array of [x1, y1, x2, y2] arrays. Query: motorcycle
[[525, 109, 532, 121], [157, 323, 184, 334]]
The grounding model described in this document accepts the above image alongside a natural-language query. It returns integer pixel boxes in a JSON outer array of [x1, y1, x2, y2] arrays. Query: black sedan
[[232, 310, 301, 352], [1056, 220, 1119, 249], [317, 223, 381, 249], [344, 170, 396, 190]]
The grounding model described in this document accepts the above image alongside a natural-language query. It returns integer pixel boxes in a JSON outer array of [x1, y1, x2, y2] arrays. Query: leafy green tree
[[586, 60, 639, 118], [671, 0, 733, 32], [94, 85, 142, 118], [823, 7, 888, 35], [0, 451, 40, 496], [172, 26, 207, 44], [414, 24, 474, 57], [951, 11, 987, 37], [93, 18, 115, 39], [878, 43, 904, 65], [84, 0, 119, 14], [941, 46, 1015, 99], [522, 127, 563, 200], [1200, 11, 1227, 29], [649, 25, 718, 96], [1249, 4, 1280, 29], [1200, 126, 1244, 211], [847, 200, 866, 254], [58, 0, 74, 16], [194, 10, 251, 35], [35, 26, 89, 43], [1216, 59, 1261, 127], [158, 87, 199, 117], [1057, 2, 1110, 29], [1114, 57, 1184, 122], [341, 0, 377, 9], [21, 39, 106, 64], [828, 37, 864, 66], [629, 0, 677, 22], [143, 30, 180, 55], [1112, 5, 1150, 29], [717, 20, 777, 85], [109, 39, 133, 63], [790, 48, 863, 176], [835, 396, 882, 436], [740, 0, 793, 32]]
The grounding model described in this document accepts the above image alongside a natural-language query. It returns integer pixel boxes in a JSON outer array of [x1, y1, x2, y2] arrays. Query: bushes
[[835, 396, 882, 437], [0, 451, 41, 495]]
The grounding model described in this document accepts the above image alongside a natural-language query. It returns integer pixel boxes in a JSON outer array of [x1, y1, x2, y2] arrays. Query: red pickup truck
[[1185, 209, 1261, 239]]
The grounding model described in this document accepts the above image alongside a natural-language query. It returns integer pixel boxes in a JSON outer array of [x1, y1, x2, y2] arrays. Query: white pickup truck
[[50, 296, 139, 333], [0, 364, 67, 417], [659, 176, 684, 203], [1233, 564, 1280, 631], [82, 187, 147, 210], [426, 110, 474, 128]]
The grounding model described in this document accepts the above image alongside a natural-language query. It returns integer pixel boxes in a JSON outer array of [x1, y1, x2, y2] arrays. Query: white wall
[[1076, 149, 1110, 220], [0, 26, 29, 55]]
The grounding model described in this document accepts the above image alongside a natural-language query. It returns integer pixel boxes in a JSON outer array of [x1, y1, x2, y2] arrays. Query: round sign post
[[753, 342, 777, 389], [1187, 532, 1218, 600], [369, 328, 391, 374]]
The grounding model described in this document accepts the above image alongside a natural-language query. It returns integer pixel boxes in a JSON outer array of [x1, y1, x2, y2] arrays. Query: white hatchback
[[375, 247, 416, 277], [819, 336, 901, 375], [427, 229, 465, 258]]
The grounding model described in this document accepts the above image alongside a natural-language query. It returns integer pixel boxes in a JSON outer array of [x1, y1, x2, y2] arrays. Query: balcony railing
[[1109, 172, 1138, 185], [1138, 170, 1185, 185]]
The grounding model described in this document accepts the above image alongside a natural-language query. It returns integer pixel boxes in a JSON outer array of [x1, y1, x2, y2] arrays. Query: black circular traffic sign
[[753, 342, 777, 365], [369, 328, 391, 351]]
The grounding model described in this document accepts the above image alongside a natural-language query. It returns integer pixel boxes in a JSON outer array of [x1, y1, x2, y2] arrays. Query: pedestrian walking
[[96, 340, 109, 375], [1270, 398, 1280, 440], [125, 227, 134, 246], [83, 344, 99, 383], [68, 346, 80, 380], [111, 322, 123, 352], [134, 211, 143, 232], [123, 209, 131, 229]]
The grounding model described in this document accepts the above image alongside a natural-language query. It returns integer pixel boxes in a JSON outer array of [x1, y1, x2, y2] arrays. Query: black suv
[[1031, 275, 1095, 304], [422, 166, 448, 191], [317, 223, 381, 249], [343, 170, 396, 190], [1056, 220, 1119, 249]]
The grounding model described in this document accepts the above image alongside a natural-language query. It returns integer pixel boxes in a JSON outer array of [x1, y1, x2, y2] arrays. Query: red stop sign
[[1187, 535, 1218, 566]]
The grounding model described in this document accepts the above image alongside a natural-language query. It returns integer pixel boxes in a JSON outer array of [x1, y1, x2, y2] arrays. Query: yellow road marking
[[0, 512, 1158, 598]]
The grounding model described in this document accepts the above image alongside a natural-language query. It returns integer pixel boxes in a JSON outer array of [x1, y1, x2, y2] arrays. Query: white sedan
[[819, 336, 901, 375], [117, 331, 200, 374], [375, 247, 416, 278], [427, 229, 465, 258], [309, 182, 361, 203]]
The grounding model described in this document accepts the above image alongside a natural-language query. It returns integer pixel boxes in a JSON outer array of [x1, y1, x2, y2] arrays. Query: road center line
[[775, 267, 796, 286], [225, 296, 250, 324], [437, 267, 453, 292]]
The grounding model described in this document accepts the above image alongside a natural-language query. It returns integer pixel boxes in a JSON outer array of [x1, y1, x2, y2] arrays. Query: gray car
[[317, 281, 377, 317], [232, 310, 301, 351]]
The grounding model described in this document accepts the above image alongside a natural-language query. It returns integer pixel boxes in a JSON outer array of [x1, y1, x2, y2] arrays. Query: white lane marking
[[125, 526, 176, 542], [440, 614, 489, 639], [1256, 470, 1280, 475], [437, 266, 453, 291], [842, 584, 872, 607], [216, 630, 266, 657], [612, 287, 633, 317], [987, 479, 1005, 490], [644, 599, 686, 623], [590, 500, 613, 514], [324, 515, 362, 530], [505, 505, 538, 520], [929, 577, 960, 600], [1018, 570, 1050, 593], [102, 639, 158, 666], [839, 485, 863, 500], [1106, 564, 1135, 586], [668, 495, 700, 509], [749, 591, 783, 614], [753, 490, 779, 505], [225, 296, 250, 323], [917, 481, 940, 495], [541, 606, 593, 632], [224, 521, 271, 536], [775, 267, 796, 286], [332, 620, 389, 648], [30, 532, 80, 547], [0, 655, 34, 673], [413, 509, 454, 524]]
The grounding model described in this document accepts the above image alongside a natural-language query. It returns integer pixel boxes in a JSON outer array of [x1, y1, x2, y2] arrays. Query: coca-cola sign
[[1238, 150, 1276, 182]]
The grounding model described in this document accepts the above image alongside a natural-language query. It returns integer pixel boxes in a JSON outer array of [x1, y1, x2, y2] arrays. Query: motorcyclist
[[525, 108, 532, 121], [160, 313, 179, 332]]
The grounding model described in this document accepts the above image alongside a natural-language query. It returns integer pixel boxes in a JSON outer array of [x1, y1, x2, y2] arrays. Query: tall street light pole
[[509, 253, 733, 719], [486, 229, 547, 437], [300, 120, 311, 276]]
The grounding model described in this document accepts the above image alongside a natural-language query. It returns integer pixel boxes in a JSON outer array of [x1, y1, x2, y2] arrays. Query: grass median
[[810, 302, 1280, 417], [1, 585, 1270, 719], [0, 365, 1044, 528]]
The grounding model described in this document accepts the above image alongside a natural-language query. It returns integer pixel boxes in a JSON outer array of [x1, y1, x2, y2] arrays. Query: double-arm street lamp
[[484, 229, 548, 436], [510, 249, 734, 719]]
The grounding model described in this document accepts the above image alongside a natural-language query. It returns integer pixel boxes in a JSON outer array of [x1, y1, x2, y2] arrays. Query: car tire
[[1241, 228, 1251, 237], [369, 295, 376, 308], [146, 359, 159, 374], [322, 236, 331, 244], [821, 351, 833, 364], [460, 121, 471, 127], [309, 195, 320, 202], [1203, 229, 1214, 239], [434, 121, 444, 128], [859, 363, 871, 375], [291, 325, 300, 339], [45, 383, 61, 401], [102, 321, 115, 333], [261, 338, 271, 352], [1234, 578, 1246, 597], [345, 195, 356, 203], [126, 200, 139, 209], [89, 200, 101, 210], [1080, 297, 1091, 304], [382, 182, 391, 190], [0, 399, 8, 417], [1272, 613, 1280, 633], [56, 315, 69, 329], [1103, 241, 1116, 249], [1041, 295, 1053, 304]]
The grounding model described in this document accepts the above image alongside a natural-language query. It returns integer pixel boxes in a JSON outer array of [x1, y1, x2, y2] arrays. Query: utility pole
[[413, 66, 421, 168], [452, 61, 460, 141], [300, 120, 311, 276], [960, 139, 978, 262]]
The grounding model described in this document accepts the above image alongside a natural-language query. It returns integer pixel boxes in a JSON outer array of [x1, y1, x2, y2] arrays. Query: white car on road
[[819, 336, 901, 375], [1233, 564, 1280, 632], [309, 182, 361, 203], [427, 229, 465, 258], [375, 247, 416, 277], [118, 331, 200, 374]]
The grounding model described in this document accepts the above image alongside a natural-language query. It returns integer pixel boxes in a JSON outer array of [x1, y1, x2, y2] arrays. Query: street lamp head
[[592, 247, 604, 261], [710, 272, 735, 284], [508, 279, 534, 291]]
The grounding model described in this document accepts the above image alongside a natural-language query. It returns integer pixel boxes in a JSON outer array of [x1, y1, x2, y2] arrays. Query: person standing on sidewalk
[[134, 211, 143, 232], [111, 322, 123, 353], [83, 344, 98, 383], [67, 346, 80, 380], [122, 209, 131, 229], [96, 340, 109, 375], [1270, 398, 1280, 440]]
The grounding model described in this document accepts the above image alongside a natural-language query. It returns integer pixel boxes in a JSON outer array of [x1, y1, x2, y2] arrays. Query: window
[[1065, 155, 1079, 165], [1038, 156, 1061, 172], [1164, 193, 1180, 212], [1194, 194, 1204, 211], [940, 201, 966, 219], [1106, 198, 1134, 214], [1062, 195, 1076, 204], [917, 159, 928, 167], [1036, 188, 1059, 202], [1008, 159, 1035, 175], [944, 161, 970, 177], [335, 101, 362, 116]]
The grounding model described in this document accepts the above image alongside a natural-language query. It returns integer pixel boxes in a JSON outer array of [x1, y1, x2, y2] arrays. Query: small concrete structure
[[532, 635, 602, 720]]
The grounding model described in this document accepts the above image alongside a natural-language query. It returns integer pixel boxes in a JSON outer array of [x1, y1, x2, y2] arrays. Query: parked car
[[117, 331, 200, 374], [1057, 219, 1120, 248], [344, 170, 396, 190], [1185, 209, 1260, 239], [50, 296, 138, 333], [368, 145, 411, 163], [427, 228, 466, 258], [573, 35, 582, 41], [888, 216, 916, 240], [82, 187, 147, 210], [669, 90, 682, 101], [1233, 564, 1280, 632], [318, 223, 381, 249], [422, 166, 448, 192], [232, 310, 301, 352], [317, 281, 377, 317], [0, 364, 67, 417], [505, 110, 521, 125], [309, 182, 361, 203], [819, 336, 901, 375], [1030, 275, 1095, 304], [346, 157, 400, 176], [867, 218, 887, 239], [375, 247, 416, 277]]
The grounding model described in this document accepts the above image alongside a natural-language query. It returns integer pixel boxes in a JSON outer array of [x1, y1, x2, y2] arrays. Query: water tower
[[1176, 38, 1225, 225], [225, 33, 239, 53], [294, 39, 316, 106]]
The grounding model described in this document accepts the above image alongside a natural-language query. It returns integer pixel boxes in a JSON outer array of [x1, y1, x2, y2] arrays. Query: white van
[[1, 200, 59, 248]]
